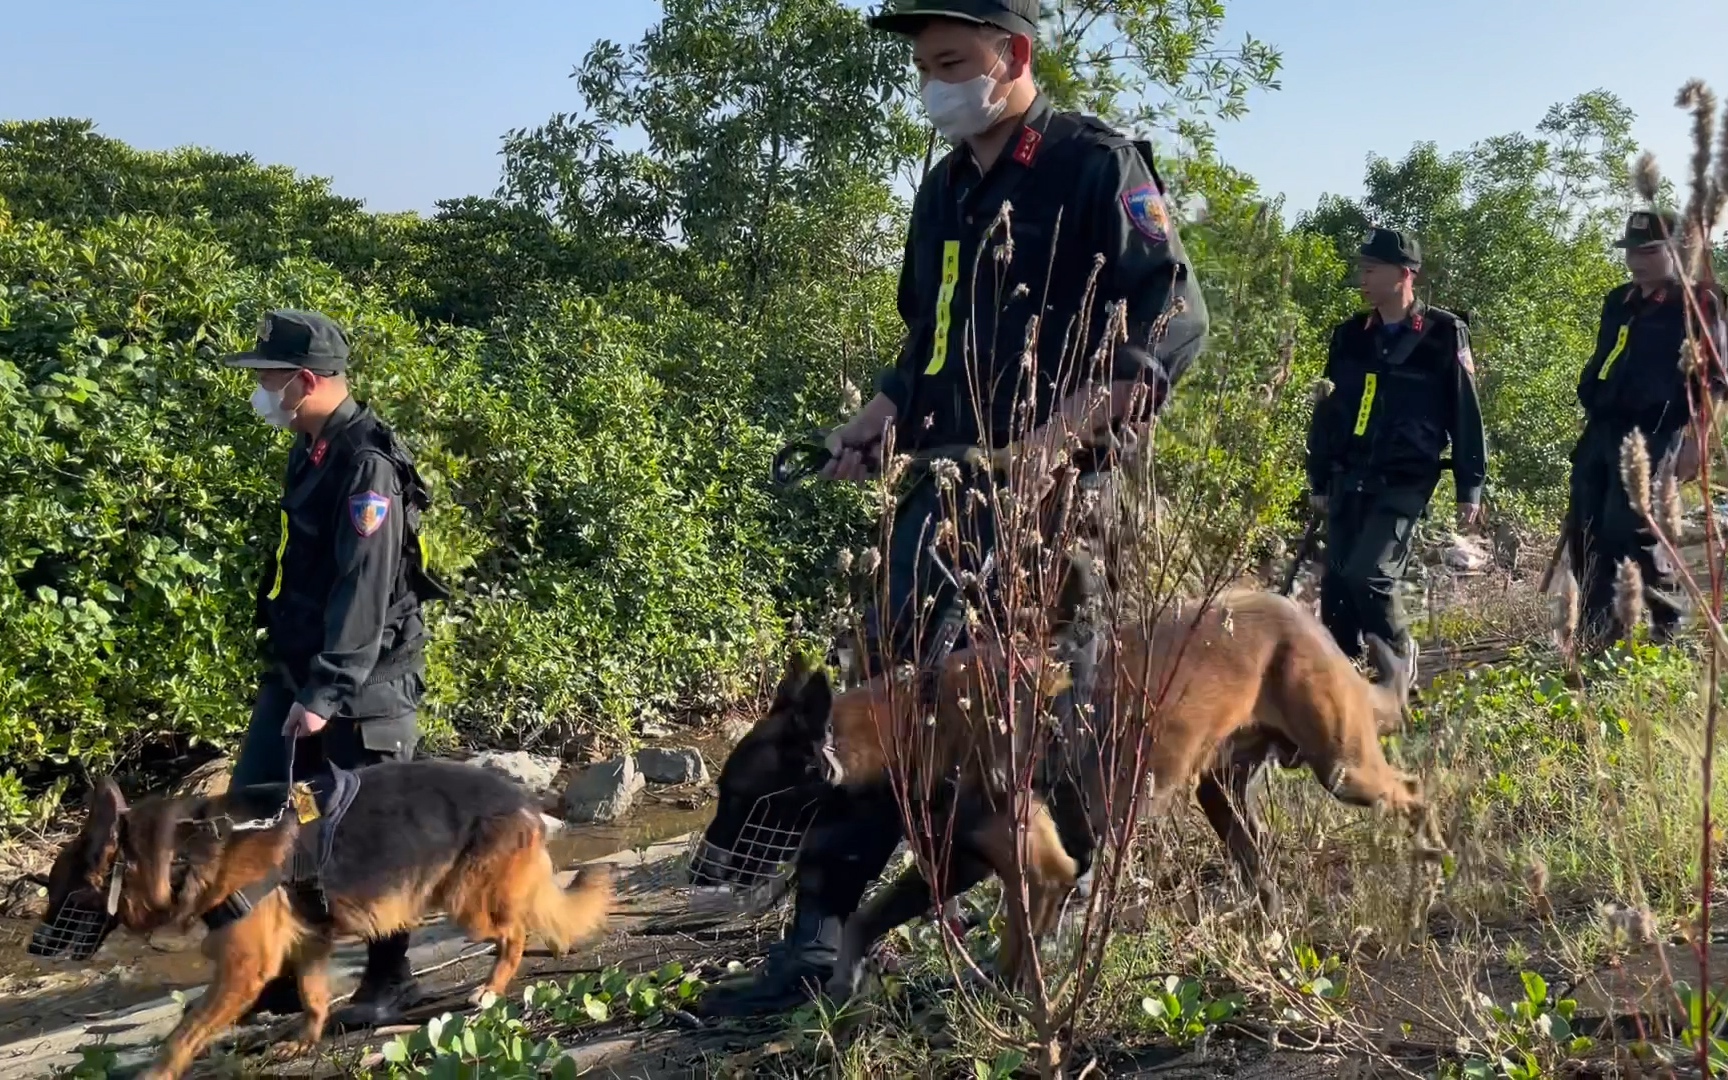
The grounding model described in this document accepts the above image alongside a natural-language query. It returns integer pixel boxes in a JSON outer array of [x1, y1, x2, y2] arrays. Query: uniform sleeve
[[1304, 324, 1344, 494], [1576, 290, 1621, 411], [1084, 143, 1208, 414], [1447, 320, 1489, 505], [298, 451, 404, 719], [875, 180, 933, 419]]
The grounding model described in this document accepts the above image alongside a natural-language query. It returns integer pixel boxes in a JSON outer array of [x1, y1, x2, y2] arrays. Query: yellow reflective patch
[[924, 240, 962, 376], [418, 533, 430, 571], [1597, 324, 1630, 380], [1353, 373, 1377, 436], [266, 510, 288, 601]]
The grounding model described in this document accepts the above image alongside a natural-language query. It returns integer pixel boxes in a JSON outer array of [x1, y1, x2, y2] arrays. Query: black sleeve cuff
[[876, 366, 913, 416]]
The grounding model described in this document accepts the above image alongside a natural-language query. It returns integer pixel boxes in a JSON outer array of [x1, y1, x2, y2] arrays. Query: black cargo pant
[[807, 464, 1116, 939], [230, 671, 421, 1016], [1566, 421, 1685, 648], [1320, 480, 1431, 660]]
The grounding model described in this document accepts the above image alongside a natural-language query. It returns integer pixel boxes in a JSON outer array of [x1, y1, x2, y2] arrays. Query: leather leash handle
[[771, 431, 885, 489]]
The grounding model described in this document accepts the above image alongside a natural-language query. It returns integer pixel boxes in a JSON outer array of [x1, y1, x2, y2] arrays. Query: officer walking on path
[[223, 309, 450, 1030], [1566, 208, 1727, 649], [701, 0, 1207, 1017], [1305, 228, 1487, 681]]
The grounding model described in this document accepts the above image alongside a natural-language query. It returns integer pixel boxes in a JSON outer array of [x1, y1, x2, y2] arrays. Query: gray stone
[[720, 716, 754, 746], [466, 750, 562, 796], [635, 746, 709, 786], [563, 756, 644, 824]]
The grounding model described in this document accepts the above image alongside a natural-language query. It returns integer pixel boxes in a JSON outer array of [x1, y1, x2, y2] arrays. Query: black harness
[[200, 734, 362, 932]]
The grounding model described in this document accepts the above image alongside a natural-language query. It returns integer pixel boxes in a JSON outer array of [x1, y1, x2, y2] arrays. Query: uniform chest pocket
[[280, 470, 330, 547], [1379, 367, 1433, 410]]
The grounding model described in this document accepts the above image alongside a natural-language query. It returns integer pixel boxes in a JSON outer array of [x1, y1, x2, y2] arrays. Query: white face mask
[[920, 49, 1010, 142], [250, 384, 298, 429]]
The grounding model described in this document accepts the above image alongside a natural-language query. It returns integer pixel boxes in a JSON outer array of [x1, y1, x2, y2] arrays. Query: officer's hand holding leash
[[283, 703, 329, 738]]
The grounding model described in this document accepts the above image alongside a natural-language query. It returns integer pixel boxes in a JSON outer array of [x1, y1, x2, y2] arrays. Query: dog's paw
[[270, 1038, 321, 1061]]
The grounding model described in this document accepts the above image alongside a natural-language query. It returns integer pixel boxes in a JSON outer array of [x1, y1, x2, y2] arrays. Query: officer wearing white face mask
[[700, 0, 1208, 1021], [821, 0, 1209, 669], [220, 308, 450, 1031]]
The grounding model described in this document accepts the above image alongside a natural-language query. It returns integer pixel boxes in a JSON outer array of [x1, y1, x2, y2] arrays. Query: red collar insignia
[[1012, 126, 1042, 167], [310, 440, 329, 467], [1410, 312, 1424, 333]]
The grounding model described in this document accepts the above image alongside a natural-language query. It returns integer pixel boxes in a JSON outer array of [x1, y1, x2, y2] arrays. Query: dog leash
[[224, 732, 318, 833]]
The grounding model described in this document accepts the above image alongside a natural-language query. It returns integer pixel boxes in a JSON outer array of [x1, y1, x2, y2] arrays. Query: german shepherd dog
[[30, 761, 613, 1080], [701, 587, 1435, 1000]]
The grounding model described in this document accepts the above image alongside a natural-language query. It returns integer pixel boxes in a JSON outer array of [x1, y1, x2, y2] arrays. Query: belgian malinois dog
[[703, 586, 1432, 999]]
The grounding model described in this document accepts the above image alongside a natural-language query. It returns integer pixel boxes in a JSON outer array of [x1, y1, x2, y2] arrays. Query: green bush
[[0, 126, 879, 799]]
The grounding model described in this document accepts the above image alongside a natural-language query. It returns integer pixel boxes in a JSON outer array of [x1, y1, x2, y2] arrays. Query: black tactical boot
[[697, 905, 843, 1018], [332, 932, 426, 1030], [243, 972, 305, 1022]]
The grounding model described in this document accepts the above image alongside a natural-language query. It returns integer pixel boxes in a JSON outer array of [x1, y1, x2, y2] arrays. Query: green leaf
[[1520, 970, 1548, 1007], [583, 993, 609, 1023]]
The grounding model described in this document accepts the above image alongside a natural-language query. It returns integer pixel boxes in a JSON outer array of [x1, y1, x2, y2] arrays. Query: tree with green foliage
[[0, 0, 1664, 835]]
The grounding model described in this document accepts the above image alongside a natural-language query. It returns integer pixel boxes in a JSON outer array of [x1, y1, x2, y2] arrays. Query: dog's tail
[[525, 857, 613, 954]]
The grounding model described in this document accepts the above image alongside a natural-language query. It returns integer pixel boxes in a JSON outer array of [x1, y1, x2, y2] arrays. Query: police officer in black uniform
[[701, 0, 1207, 1016], [223, 309, 449, 1029], [1568, 208, 1727, 648], [1306, 228, 1487, 678]]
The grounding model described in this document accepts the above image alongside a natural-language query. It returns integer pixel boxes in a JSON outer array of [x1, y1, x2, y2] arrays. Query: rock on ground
[[563, 756, 644, 824], [171, 757, 232, 799], [635, 747, 708, 785], [719, 716, 754, 746], [465, 750, 562, 796]]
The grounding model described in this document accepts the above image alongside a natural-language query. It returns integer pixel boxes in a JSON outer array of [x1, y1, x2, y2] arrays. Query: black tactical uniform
[[1306, 229, 1487, 665], [1567, 209, 1727, 647], [701, 0, 1207, 1018], [224, 309, 449, 1029], [866, 5, 1208, 673]]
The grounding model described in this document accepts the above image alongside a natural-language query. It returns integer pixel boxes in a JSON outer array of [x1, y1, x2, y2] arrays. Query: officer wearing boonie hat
[[1565, 207, 1728, 649], [701, 0, 1209, 1019], [220, 308, 450, 1030], [1306, 226, 1487, 685]]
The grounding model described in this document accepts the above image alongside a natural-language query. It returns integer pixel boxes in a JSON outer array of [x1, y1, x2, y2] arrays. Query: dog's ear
[[83, 778, 125, 847], [787, 665, 834, 740], [771, 649, 822, 711], [74, 778, 127, 891], [87, 777, 126, 821]]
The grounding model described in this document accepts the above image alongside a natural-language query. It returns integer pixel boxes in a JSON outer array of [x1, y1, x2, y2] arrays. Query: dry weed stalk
[[847, 191, 1312, 1077], [1619, 79, 1728, 1078]]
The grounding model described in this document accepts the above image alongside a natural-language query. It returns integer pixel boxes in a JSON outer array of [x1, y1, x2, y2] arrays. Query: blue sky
[[4, 1, 1722, 219]]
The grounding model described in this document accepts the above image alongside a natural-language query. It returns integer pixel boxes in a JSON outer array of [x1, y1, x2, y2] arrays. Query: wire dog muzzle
[[686, 788, 823, 894], [29, 858, 123, 962]]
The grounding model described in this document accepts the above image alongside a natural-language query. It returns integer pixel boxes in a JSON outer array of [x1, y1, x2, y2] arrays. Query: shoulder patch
[[349, 491, 392, 538], [1456, 335, 1476, 377], [1121, 182, 1170, 244]]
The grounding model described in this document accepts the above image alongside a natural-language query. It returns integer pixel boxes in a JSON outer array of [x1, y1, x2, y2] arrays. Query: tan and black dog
[[30, 761, 612, 1080], [700, 586, 1431, 1000]]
